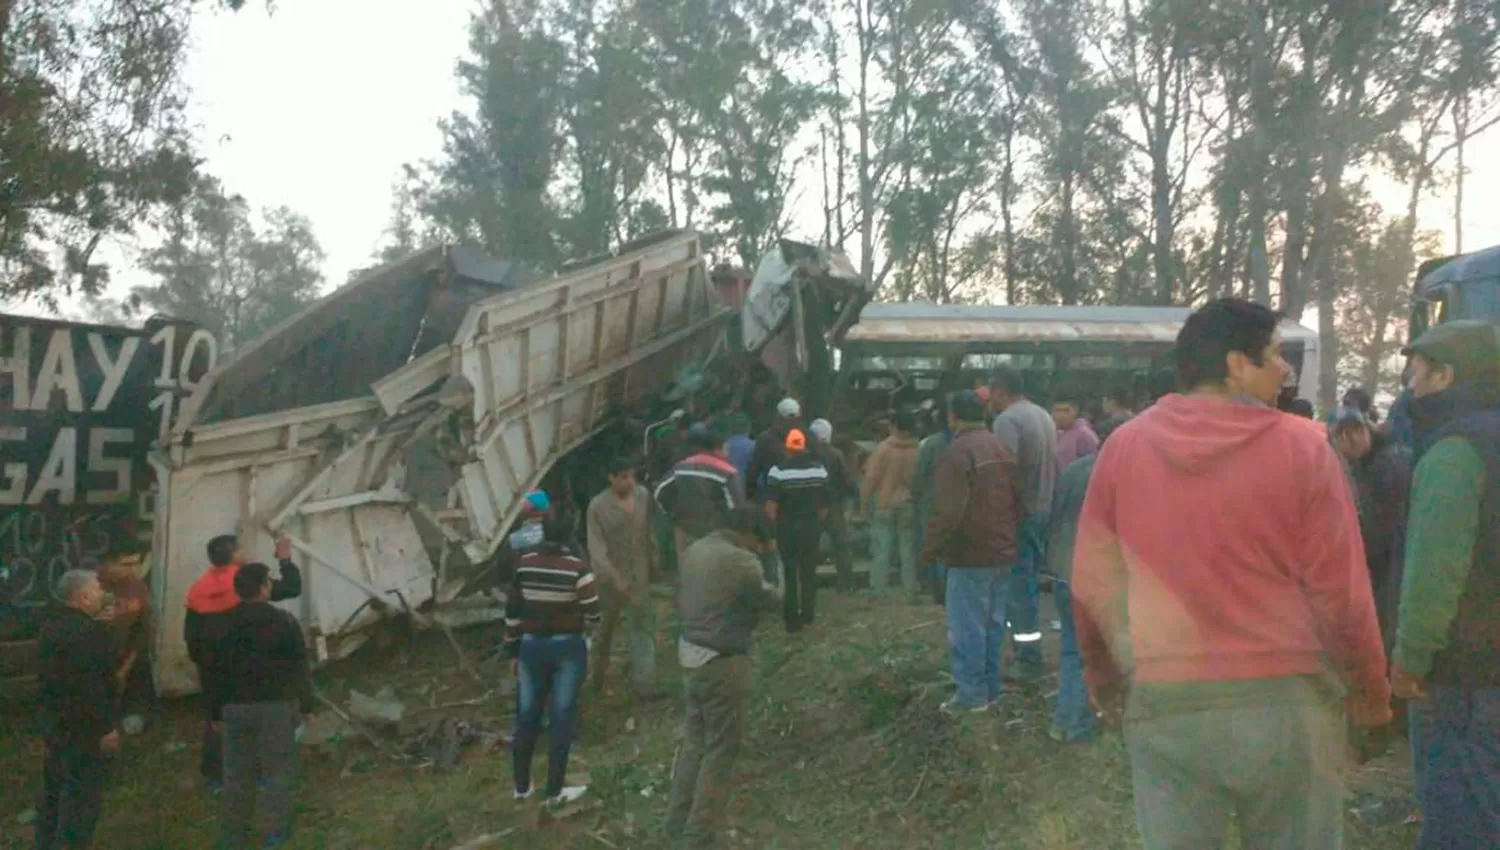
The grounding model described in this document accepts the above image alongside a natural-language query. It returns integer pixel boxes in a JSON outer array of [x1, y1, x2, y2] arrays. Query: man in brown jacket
[[587, 457, 659, 697], [922, 390, 1025, 715], [861, 408, 921, 595]]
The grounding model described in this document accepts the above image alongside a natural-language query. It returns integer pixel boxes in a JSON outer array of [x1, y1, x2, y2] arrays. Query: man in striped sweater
[[504, 517, 601, 811]]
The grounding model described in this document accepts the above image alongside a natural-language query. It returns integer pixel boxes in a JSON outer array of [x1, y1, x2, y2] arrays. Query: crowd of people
[[32, 298, 1497, 850]]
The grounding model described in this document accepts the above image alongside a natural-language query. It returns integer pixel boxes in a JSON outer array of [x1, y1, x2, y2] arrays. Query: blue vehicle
[[1411, 244, 1500, 335]]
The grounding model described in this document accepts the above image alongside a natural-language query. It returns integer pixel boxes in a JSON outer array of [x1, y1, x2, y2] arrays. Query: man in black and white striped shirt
[[765, 428, 830, 632]]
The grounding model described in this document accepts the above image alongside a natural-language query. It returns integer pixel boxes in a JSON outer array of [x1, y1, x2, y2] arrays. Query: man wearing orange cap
[[765, 428, 831, 633]]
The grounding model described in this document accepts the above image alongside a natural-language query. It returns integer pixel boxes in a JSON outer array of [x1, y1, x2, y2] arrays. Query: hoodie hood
[[1136, 394, 1292, 475], [186, 565, 241, 615]]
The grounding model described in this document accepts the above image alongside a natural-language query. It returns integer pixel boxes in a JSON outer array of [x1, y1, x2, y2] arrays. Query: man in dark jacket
[[1330, 406, 1412, 646], [923, 390, 1025, 714], [667, 506, 781, 849], [185, 534, 302, 791], [766, 428, 831, 632], [809, 418, 857, 591], [747, 397, 802, 499], [654, 428, 747, 559], [36, 569, 120, 850], [213, 563, 314, 850], [1392, 320, 1500, 848], [1043, 414, 1131, 744]]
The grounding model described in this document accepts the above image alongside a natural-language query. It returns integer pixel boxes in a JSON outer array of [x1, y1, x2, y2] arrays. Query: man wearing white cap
[[748, 397, 803, 501], [810, 418, 857, 591]]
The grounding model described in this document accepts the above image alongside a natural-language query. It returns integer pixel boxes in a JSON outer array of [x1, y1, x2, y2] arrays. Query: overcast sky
[[15, 1, 1500, 318]]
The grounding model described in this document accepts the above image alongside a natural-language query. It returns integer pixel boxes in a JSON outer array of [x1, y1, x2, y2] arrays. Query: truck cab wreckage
[[152, 230, 869, 696]]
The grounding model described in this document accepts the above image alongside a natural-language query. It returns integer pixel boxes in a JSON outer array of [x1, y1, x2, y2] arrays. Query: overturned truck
[[153, 230, 867, 696]]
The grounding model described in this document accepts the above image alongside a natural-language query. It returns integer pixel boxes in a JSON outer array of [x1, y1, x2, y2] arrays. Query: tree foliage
[[0, 0, 252, 305], [389, 0, 1500, 402], [122, 176, 324, 352]]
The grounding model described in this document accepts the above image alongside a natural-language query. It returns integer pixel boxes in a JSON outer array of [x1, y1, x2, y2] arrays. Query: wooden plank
[[265, 428, 382, 531], [297, 490, 411, 516]]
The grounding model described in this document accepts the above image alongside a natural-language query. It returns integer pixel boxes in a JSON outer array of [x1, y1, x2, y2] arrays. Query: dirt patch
[[0, 589, 1418, 849]]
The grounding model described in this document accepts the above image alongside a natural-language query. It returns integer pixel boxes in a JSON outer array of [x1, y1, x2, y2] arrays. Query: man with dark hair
[[1392, 320, 1500, 848], [1288, 398, 1316, 419], [1102, 386, 1135, 425], [1330, 407, 1412, 646], [765, 428, 830, 632], [506, 517, 601, 811], [213, 563, 314, 849], [913, 395, 953, 604], [185, 534, 302, 791], [667, 505, 781, 848], [586, 457, 659, 698], [36, 570, 119, 850], [1075, 298, 1389, 849], [1044, 413, 1132, 745], [96, 539, 153, 735], [861, 408, 921, 596], [724, 413, 756, 481], [987, 367, 1054, 679], [1342, 387, 1378, 425], [924, 391, 1024, 714], [1051, 391, 1099, 469], [654, 427, 747, 562]]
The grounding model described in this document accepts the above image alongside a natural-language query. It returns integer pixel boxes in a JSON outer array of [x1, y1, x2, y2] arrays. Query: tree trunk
[[1454, 92, 1469, 252], [1002, 131, 1018, 304], [1245, 0, 1275, 305]]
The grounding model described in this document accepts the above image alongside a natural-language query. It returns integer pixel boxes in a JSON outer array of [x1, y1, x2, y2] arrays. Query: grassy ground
[[0, 587, 1418, 849]]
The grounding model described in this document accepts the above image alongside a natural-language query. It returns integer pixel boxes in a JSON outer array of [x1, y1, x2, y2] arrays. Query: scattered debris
[[349, 686, 406, 728], [315, 692, 395, 755], [16, 808, 36, 825], [162, 742, 188, 755], [406, 716, 500, 773], [625, 717, 636, 732], [299, 711, 352, 748], [448, 827, 514, 849]]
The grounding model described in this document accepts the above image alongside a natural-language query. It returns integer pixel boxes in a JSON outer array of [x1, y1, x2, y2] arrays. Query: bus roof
[[844, 303, 1317, 345], [1418, 244, 1500, 296]]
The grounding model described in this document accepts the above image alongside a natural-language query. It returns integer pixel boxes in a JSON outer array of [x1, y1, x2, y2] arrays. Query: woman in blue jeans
[[503, 518, 601, 809]]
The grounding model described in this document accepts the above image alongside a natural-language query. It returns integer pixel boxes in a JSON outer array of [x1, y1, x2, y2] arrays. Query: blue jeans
[[1008, 515, 1046, 676], [1051, 581, 1096, 741], [945, 567, 1009, 708], [512, 634, 588, 798], [1414, 686, 1500, 849]]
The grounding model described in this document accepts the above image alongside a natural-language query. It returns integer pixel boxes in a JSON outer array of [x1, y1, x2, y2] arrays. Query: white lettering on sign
[[0, 427, 135, 507], [0, 426, 26, 503], [86, 428, 133, 505], [88, 333, 140, 412], [26, 426, 77, 505], [31, 329, 86, 412], [0, 324, 31, 408]]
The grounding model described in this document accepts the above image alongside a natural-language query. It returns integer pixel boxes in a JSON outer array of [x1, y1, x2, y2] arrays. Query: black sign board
[[0, 313, 216, 619]]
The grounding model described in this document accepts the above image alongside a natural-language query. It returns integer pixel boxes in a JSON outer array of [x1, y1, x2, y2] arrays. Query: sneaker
[[939, 698, 990, 717], [514, 787, 534, 801], [1048, 723, 1067, 743], [544, 785, 588, 810]]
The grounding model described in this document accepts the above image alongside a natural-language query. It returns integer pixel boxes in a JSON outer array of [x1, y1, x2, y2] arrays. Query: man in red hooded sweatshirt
[[1074, 298, 1390, 850], [185, 534, 302, 792]]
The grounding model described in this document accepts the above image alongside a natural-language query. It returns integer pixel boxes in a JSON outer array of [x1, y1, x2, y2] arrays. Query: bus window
[[960, 352, 1056, 371]]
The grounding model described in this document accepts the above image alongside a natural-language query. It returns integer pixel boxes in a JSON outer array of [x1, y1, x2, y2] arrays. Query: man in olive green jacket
[[1393, 320, 1500, 849]]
